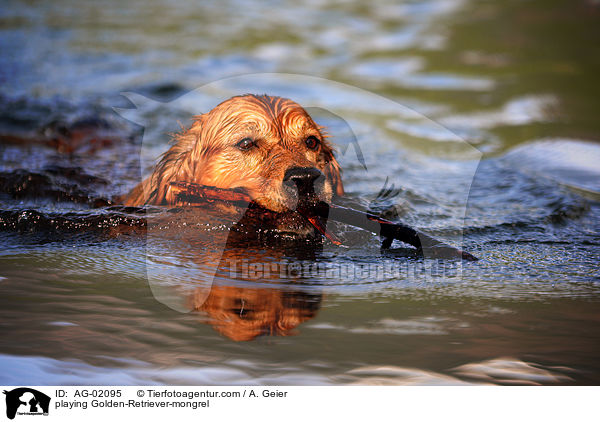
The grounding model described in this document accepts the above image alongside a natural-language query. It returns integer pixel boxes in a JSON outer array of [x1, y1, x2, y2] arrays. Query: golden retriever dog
[[120, 95, 342, 340], [195, 284, 322, 341], [123, 94, 344, 219]]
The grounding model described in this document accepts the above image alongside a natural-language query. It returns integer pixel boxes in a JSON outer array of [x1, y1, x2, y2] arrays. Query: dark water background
[[0, 0, 599, 385]]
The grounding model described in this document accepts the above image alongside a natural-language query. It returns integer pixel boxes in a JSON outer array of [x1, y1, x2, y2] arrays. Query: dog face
[[196, 285, 322, 341], [127, 94, 343, 212]]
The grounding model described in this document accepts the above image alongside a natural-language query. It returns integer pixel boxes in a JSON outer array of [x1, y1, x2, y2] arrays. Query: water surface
[[0, 0, 599, 385]]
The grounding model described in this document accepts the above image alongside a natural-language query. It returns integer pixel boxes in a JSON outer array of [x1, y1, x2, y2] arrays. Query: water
[[1, 0, 599, 385]]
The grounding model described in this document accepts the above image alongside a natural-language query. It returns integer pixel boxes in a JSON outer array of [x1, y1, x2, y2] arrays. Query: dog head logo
[[3, 388, 50, 420], [115, 74, 481, 313]]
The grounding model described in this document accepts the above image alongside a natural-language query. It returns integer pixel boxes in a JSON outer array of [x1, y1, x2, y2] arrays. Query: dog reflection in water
[[195, 284, 322, 341], [187, 236, 324, 342], [140, 207, 326, 341]]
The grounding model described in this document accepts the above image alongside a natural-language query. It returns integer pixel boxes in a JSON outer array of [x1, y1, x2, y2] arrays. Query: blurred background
[[0, 0, 599, 385], [1, 0, 599, 150]]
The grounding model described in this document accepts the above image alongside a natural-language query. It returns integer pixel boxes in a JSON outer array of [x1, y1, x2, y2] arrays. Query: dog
[[195, 284, 322, 341], [123, 94, 344, 220]]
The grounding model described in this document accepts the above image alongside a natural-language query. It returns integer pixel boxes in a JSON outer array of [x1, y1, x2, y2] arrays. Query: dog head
[[196, 285, 322, 341], [143, 94, 343, 211]]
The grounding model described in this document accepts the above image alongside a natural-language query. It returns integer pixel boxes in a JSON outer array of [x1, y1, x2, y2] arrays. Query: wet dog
[[123, 95, 344, 221]]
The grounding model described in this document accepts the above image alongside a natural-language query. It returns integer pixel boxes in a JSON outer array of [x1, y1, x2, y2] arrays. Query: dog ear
[[155, 115, 208, 204], [321, 144, 344, 196], [125, 114, 206, 205]]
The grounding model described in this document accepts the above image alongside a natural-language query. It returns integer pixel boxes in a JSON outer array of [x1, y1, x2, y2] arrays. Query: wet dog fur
[[123, 94, 344, 215]]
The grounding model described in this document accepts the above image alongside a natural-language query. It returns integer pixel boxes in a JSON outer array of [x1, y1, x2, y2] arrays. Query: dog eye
[[305, 136, 320, 150], [236, 137, 256, 151]]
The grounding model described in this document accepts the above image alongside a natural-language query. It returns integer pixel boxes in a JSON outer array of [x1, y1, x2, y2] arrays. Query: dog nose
[[283, 167, 322, 195]]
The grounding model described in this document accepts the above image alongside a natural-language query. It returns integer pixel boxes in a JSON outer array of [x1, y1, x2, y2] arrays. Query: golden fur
[[196, 285, 321, 341], [123, 94, 343, 212]]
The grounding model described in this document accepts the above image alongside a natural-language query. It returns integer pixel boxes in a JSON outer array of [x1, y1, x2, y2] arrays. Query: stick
[[307, 202, 477, 261], [169, 182, 477, 261], [170, 181, 252, 204]]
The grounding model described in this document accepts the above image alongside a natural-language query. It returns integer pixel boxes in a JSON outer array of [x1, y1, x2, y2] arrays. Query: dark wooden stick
[[305, 214, 342, 245], [312, 202, 477, 261], [170, 181, 252, 204], [169, 182, 477, 261]]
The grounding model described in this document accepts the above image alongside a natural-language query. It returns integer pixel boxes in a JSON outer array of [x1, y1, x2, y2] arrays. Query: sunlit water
[[0, 0, 599, 385]]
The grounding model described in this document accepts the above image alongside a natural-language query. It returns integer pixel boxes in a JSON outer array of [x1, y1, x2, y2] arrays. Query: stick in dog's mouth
[[169, 181, 478, 261]]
